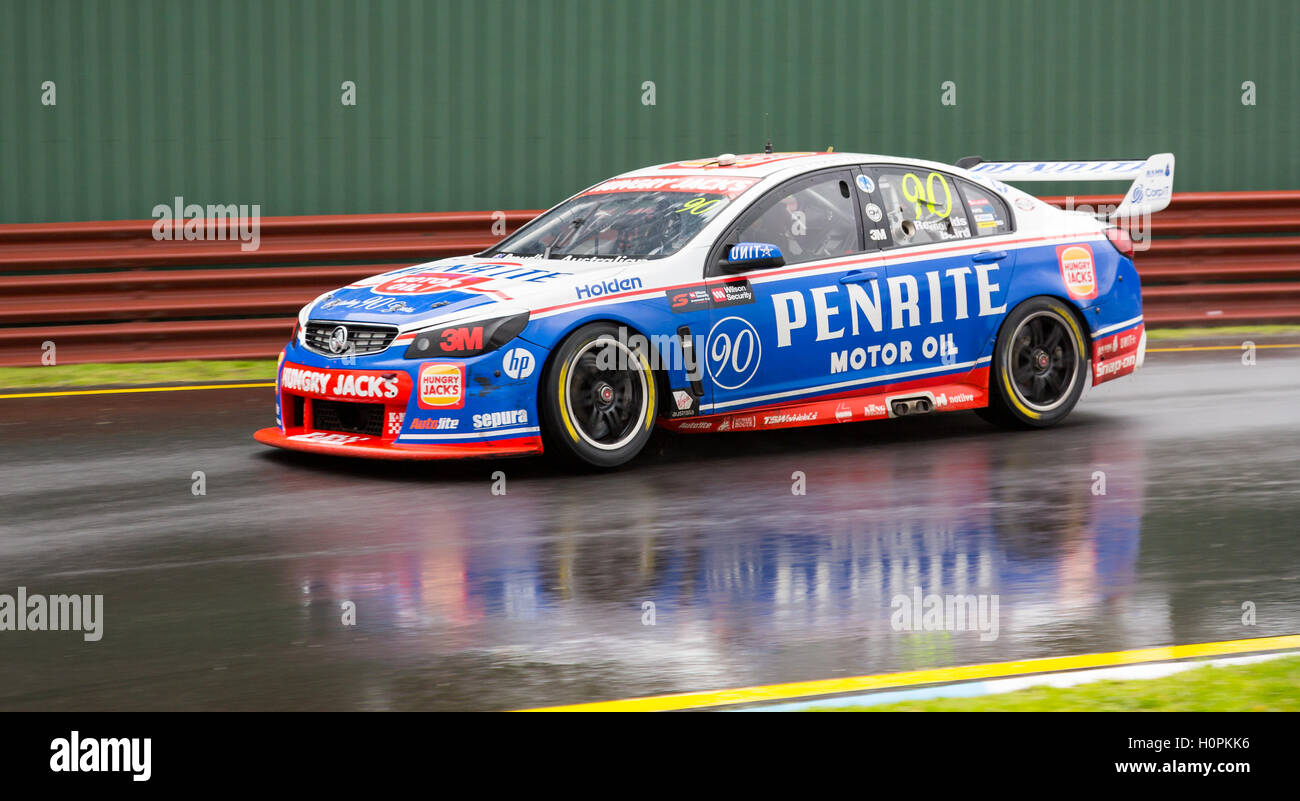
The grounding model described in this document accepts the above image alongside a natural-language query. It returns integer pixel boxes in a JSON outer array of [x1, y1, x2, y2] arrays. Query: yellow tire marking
[[1000, 336, 1040, 420], [557, 360, 579, 442], [639, 352, 656, 432], [520, 634, 1300, 711], [1002, 370, 1039, 418], [0, 382, 275, 400]]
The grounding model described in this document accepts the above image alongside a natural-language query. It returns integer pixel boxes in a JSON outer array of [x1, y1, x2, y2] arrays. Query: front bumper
[[255, 338, 547, 461], [254, 427, 542, 460]]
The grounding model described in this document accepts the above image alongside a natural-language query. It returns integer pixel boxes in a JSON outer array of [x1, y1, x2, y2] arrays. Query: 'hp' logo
[[503, 348, 535, 379]]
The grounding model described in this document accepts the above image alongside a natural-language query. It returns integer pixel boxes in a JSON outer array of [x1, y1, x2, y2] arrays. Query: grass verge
[[1146, 325, 1300, 340], [0, 359, 277, 390], [821, 655, 1300, 711]]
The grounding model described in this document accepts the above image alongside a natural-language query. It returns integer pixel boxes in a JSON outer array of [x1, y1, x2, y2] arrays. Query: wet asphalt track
[[0, 349, 1297, 710]]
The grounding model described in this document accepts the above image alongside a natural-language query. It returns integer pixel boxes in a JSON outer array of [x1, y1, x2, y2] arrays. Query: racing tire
[[540, 322, 658, 468], [978, 297, 1089, 429]]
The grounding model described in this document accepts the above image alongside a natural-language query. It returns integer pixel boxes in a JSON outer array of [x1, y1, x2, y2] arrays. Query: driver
[[746, 195, 805, 257], [748, 191, 854, 259]]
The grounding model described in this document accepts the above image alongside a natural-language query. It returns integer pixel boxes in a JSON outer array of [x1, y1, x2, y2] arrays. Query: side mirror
[[719, 242, 785, 272]]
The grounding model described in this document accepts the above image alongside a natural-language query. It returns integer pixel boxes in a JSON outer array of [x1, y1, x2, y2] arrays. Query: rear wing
[[956, 153, 1175, 218]]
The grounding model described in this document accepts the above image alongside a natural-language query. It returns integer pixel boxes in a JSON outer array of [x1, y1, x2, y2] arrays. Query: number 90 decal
[[677, 196, 721, 215], [901, 171, 953, 219], [706, 317, 762, 390]]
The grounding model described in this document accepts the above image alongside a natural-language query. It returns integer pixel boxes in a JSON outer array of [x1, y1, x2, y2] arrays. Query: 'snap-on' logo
[[1057, 244, 1097, 300]]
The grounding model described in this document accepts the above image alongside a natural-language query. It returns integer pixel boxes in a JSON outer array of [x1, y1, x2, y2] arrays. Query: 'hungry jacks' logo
[[418, 363, 465, 409], [1057, 244, 1098, 300]]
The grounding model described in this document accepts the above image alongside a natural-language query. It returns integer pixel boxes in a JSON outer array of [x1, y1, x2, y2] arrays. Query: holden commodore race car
[[255, 149, 1173, 467]]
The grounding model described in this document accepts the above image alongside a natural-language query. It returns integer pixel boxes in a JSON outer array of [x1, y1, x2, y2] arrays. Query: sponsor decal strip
[[667, 377, 986, 432], [702, 356, 991, 412], [581, 175, 759, 197], [519, 634, 1300, 712]]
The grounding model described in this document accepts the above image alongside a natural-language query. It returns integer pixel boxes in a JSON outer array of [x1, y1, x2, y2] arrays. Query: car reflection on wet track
[[0, 351, 1296, 710]]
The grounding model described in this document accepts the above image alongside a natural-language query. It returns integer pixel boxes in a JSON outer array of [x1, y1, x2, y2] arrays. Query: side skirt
[[659, 367, 990, 434]]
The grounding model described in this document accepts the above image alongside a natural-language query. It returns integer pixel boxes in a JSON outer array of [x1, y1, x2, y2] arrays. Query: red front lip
[[254, 427, 542, 460]]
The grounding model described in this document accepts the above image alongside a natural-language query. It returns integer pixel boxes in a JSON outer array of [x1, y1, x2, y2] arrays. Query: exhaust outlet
[[889, 396, 935, 418]]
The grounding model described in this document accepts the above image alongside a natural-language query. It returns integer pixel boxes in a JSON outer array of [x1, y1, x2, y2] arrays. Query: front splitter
[[254, 427, 543, 460]]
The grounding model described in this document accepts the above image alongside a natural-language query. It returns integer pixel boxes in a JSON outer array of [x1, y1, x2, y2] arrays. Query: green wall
[[1, 0, 1296, 223]]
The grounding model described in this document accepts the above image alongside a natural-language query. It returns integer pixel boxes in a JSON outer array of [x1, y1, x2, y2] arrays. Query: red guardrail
[[0, 211, 538, 366], [0, 193, 1296, 367]]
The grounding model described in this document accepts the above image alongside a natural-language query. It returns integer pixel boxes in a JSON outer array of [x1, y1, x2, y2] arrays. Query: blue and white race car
[[255, 150, 1172, 467]]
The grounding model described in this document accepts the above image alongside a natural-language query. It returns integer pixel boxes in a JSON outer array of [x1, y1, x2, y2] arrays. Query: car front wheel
[[540, 322, 658, 467]]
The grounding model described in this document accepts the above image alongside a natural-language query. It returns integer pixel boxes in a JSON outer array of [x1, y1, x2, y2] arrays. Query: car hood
[[303, 255, 653, 329]]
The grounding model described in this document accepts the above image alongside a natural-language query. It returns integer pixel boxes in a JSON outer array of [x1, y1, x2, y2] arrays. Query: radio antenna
[[764, 113, 772, 154]]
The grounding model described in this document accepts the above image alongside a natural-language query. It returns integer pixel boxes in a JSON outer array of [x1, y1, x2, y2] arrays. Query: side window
[[734, 172, 860, 265], [958, 179, 1013, 236], [874, 168, 972, 247]]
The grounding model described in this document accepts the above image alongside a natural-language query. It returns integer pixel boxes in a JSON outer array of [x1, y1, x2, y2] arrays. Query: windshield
[[489, 175, 758, 260]]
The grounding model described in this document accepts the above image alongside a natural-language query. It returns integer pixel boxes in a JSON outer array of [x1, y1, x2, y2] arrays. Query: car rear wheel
[[541, 322, 658, 467], [978, 297, 1088, 429]]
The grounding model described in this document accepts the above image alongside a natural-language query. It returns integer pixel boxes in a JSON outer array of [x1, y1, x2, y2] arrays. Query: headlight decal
[[404, 312, 530, 359]]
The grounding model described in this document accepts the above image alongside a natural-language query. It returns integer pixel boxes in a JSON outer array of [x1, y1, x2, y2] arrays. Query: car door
[[869, 164, 1017, 376], [701, 167, 895, 414]]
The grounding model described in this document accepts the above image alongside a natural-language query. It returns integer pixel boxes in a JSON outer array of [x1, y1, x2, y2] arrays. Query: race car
[[255, 149, 1173, 467]]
